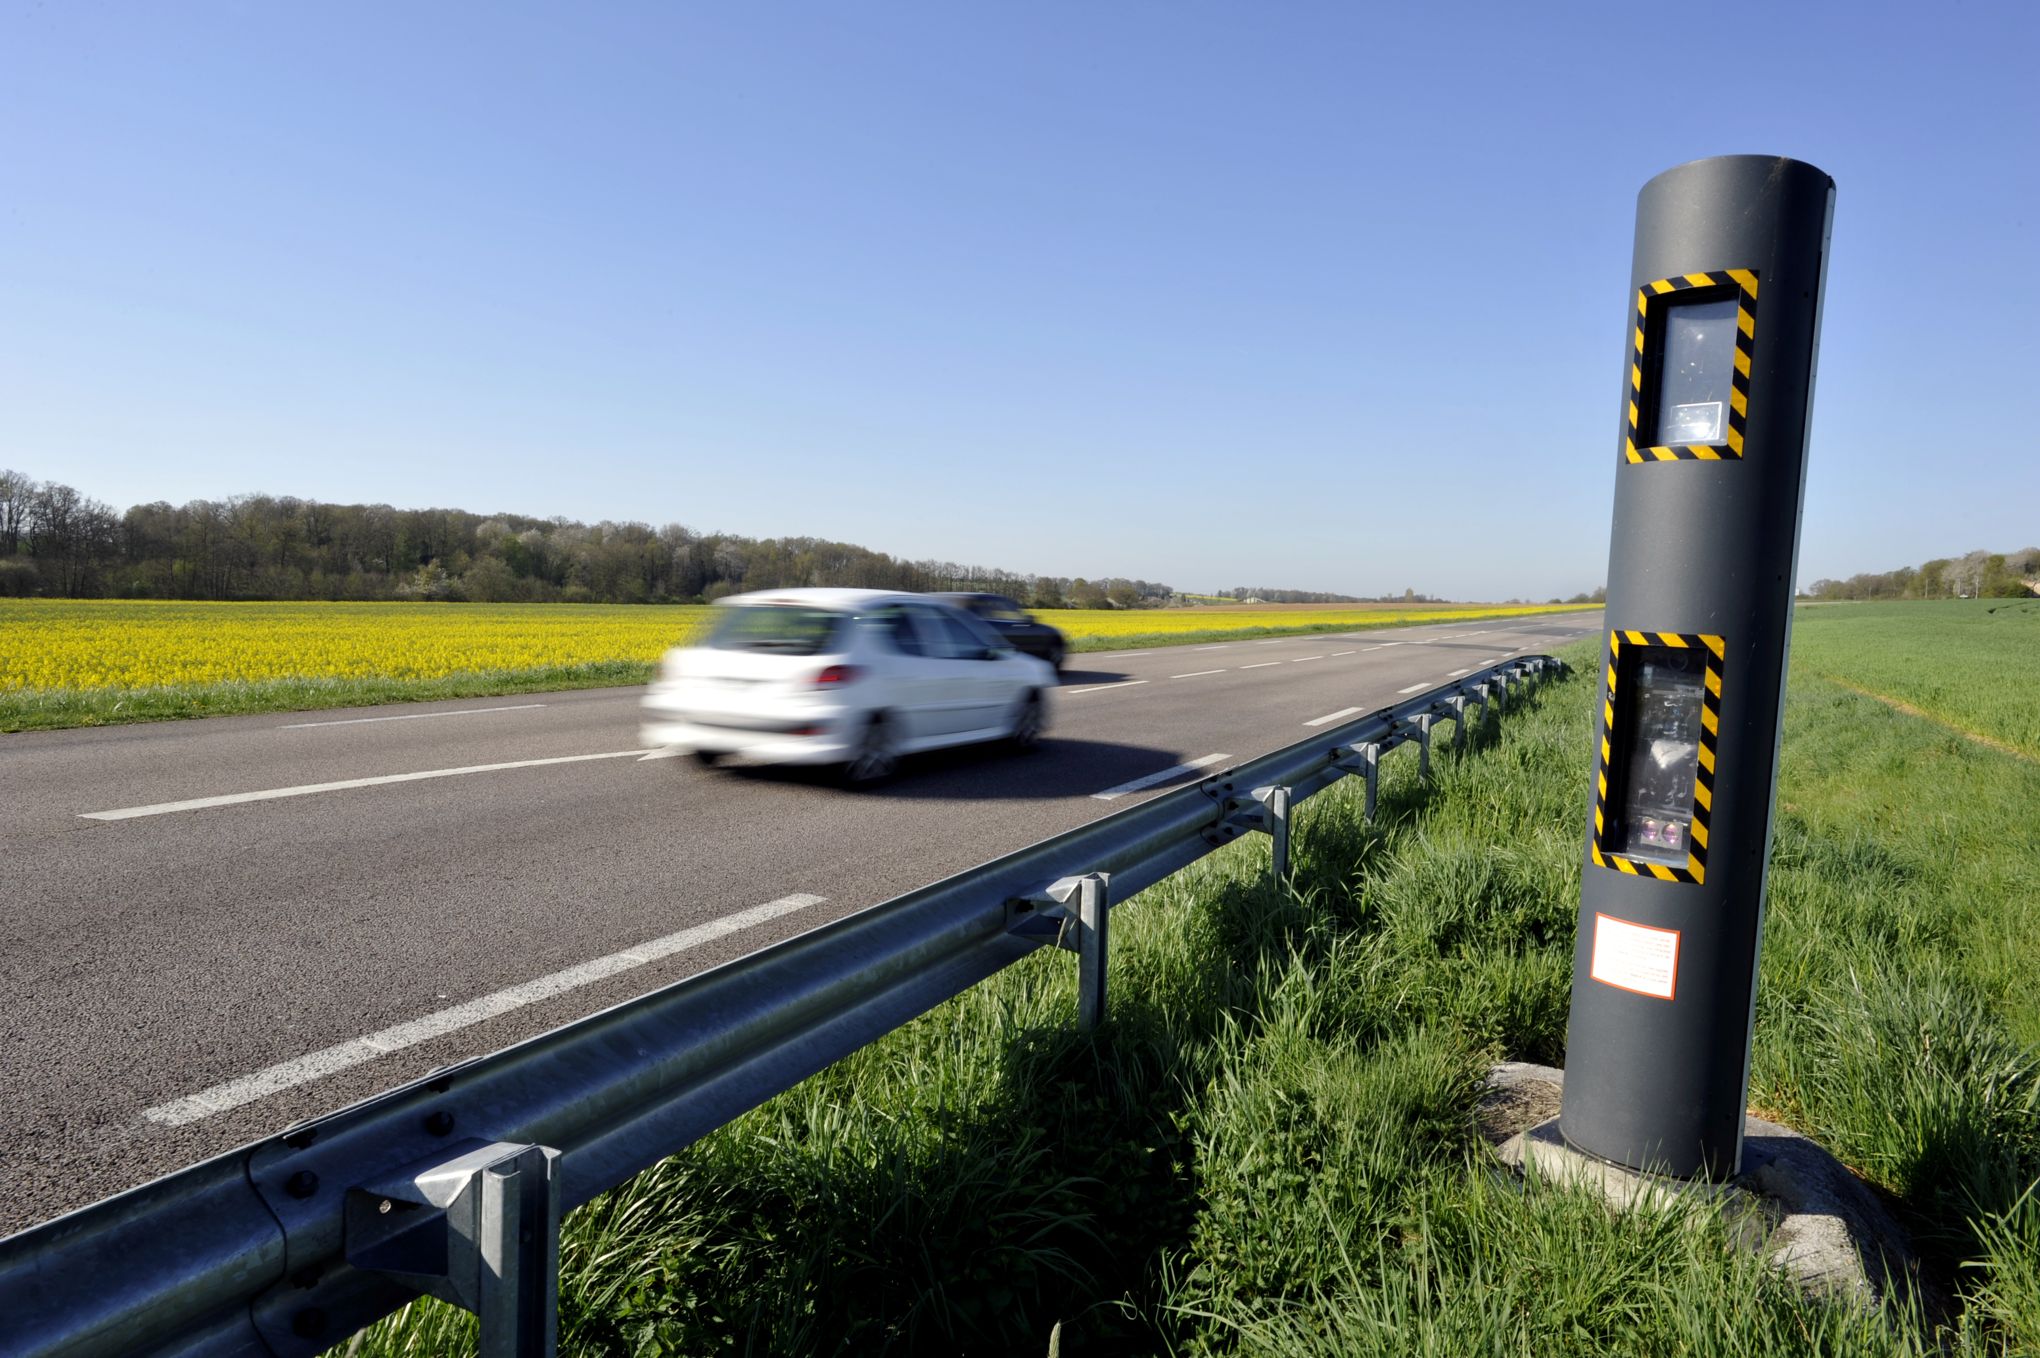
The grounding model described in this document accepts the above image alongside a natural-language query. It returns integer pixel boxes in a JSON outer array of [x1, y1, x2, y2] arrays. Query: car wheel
[[1047, 642, 1066, 672], [842, 714, 899, 787], [1007, 691, 1045, 751], [690, 749, 723, 769]]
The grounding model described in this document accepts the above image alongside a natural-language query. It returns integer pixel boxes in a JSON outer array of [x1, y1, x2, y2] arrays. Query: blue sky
[[3, 2, 2033, 599]]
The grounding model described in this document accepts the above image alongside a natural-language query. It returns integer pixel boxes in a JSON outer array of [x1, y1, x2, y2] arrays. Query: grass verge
[[0, 662, 656, 733], [335, 639, 2035, 1354]]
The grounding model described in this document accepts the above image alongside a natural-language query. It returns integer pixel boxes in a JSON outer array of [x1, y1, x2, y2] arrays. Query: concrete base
[[1479, 1062, 1917, 1308]]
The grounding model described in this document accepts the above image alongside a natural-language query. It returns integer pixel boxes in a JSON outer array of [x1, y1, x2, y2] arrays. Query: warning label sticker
[[1590, 913, 1680, 1000]]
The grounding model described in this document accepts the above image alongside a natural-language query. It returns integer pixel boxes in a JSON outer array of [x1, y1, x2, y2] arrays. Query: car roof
[[714, 587, 936, 611]]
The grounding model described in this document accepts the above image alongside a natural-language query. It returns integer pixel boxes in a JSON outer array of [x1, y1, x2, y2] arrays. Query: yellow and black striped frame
[[1626, 269, 1759, 463], [1590, 630, 1724, 884]]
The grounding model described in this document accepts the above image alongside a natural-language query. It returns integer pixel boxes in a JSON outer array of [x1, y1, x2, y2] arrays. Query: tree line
[[1804, 547, 2039, 602], [0, 469, 1365, 609]]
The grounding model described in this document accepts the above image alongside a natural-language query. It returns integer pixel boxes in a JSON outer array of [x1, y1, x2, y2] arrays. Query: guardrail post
[[1447, 695, 1468, 750], [346, 1141, 561, 1358], [1266, 785, 1291, 881], [1412, 714, 1433, 782], [1075, 873, 1110, 1031]]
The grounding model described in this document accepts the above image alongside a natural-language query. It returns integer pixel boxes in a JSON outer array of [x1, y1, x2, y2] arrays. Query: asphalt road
[[0, 611, 1599, 1234]]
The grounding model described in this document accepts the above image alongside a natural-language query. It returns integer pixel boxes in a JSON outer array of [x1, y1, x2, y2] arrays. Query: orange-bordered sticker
[[1589, 913, 1680, 1001]]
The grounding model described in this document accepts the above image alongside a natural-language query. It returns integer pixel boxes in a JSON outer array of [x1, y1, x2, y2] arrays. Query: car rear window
[[706, 606, 846, 655]]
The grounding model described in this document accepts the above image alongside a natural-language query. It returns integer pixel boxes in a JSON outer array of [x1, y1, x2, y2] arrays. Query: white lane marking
[[1092, 753, 1228, 802], [1194, 645, 1231, 651], [1397, 682, 1431, 694], [1095, 651, 1145, 659], [1240, 661, 1283, 670], [1305, 706, 1365, 727], [1256, 638, 1292, 645], [1291, 656, 1323, 663], [1363, 643, 1401, 651], [279, 704, 547, 730], [1171, 669, 1228, 679], [139, 893, 828, 1126], [1066, 680, 1150, 695], [1331, 650, 1356, 657], [80, 749, 648, 821], [1448, 668, 1472, 677]]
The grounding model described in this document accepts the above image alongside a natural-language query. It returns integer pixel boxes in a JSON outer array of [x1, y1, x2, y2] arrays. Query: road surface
[[0, 611, 1598, 1232]]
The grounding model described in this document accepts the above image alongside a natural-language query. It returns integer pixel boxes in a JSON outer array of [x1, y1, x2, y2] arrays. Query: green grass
[[341, 625, 2038, 1356], [0, 662, 656, 732], [1790, 597, 2040, 759]]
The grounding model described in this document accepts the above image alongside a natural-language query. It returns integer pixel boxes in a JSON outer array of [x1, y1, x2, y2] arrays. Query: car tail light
[[812, 665, 862, 687]]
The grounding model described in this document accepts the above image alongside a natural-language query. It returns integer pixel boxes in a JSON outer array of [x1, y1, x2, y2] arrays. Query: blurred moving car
[[932, 593, 1067, 671], [641, 588, 1055, 785]]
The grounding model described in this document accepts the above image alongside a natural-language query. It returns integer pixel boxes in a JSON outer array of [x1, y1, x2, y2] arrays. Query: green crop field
[[348, 612, 2040, 1355], [1790, 597, 2040, 761]]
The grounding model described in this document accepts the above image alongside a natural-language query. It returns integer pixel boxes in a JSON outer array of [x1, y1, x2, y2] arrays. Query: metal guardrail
[[1, 656, 1562, 1358]]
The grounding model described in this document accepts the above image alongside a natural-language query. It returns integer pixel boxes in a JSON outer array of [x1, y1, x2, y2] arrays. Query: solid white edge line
[[1304, 706, 1365, 727], [1091, 753, 1229, 801], [1170, 669, 1227, 679], [279, 704, 547, 730], [1397, 682, 1431, 694], [139, 893, 829, 1126], [1239, 661, 1282, 670], [80, 749, 649, 821], [1066, 680, 1150, 695]]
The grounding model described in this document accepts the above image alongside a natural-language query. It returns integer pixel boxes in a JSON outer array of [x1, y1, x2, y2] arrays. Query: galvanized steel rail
[[1, 656, 1561, 1358]]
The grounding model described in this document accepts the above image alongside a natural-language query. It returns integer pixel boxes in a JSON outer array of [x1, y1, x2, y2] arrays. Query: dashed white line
[[1448, 668, 1472, 677], [1397, 682, 1431, 694], [81, 749, 651, 821], [1171, 669, 1228, 679], [280, 704, 547, 729], [1066, 680, 1150, 695], [1363, 643, 1402, 651], [1194, 645, 1232, 651], [1240, 661, 1283, 670], [1331, 650, 1356, 657], [1290, 656, 1324, 663], [1256, 638, 1292, 645], [1095, 651, 1145, 659], [1305, 706, 1365, 727], [139, 892, 828, 1126], [1092, 753, 1229, 801]]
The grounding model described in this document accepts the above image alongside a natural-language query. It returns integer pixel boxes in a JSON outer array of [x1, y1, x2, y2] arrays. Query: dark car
[[933, 593, 1067, 671]]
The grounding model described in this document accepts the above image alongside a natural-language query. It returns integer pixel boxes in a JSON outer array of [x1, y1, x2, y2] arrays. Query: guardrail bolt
[[285, 1170, 319, 1199]]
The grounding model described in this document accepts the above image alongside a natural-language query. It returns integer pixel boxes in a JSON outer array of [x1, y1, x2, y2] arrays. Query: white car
[[641, 588, 1056, 785]]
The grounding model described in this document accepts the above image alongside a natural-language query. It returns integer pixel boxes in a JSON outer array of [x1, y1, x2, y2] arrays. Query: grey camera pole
[[1558, 156, 1834, 1180]]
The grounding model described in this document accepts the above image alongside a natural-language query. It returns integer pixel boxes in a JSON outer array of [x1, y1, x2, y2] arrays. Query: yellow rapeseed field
[[1, 600, 711, 692], [1044, 603, 1575, 640], [1, 599, 1578, 695]]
